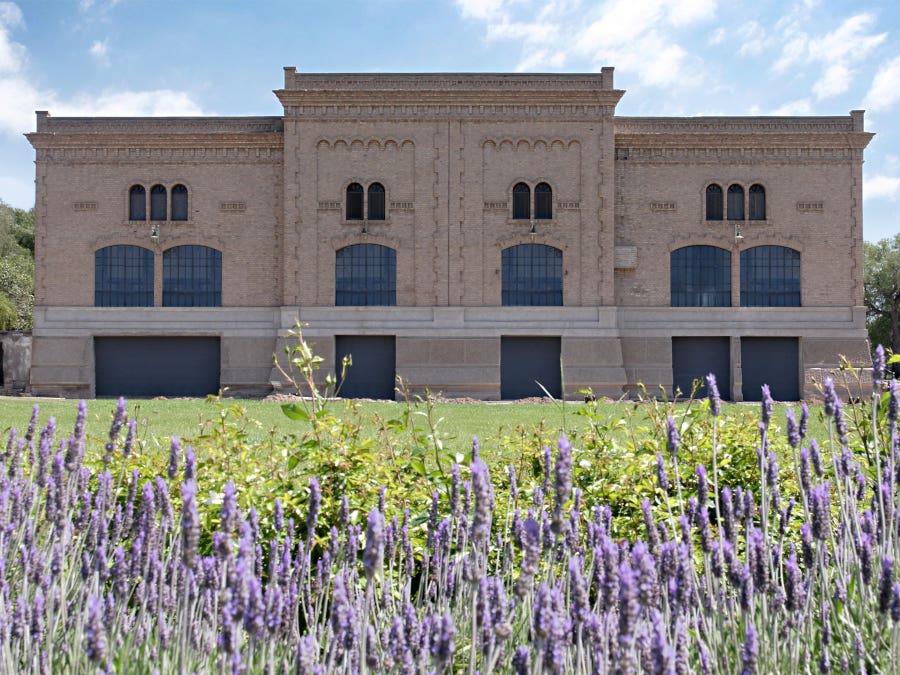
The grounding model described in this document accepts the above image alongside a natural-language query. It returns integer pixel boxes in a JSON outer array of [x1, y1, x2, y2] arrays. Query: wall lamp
[[361, 222, 368, 235], [734, 223, 744, 241], [529, 220, 537, 236], [150, 223, 160, 244]]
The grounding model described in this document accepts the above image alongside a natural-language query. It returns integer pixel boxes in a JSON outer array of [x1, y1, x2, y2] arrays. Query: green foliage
[[0, 200, 34, 330], [864, 234, 900, 368]]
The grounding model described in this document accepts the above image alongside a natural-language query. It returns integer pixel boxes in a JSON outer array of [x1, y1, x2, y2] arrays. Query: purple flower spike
[[823, 377, 837, 417], [430, 612, 456, 672], [220, 480, 238, 535], [512, 645, 530, 675], [786, 409, 800, 448], [306, 477, 321, 542], [810, 483, 831, 541], [182, 480, 200, 570], [741, 622, 758, 674], [84, 595, 107, 665], [656, 455, 669, 494], [666, 416, 680, 456], [167, 436, 180, 480], [363, 508, 384, 581], [705, 373, 721, 417], [760, 385, 774, 428], [471, 459, 494, 548], [874, 345, 886, 387], [878, 556, 894, 613]]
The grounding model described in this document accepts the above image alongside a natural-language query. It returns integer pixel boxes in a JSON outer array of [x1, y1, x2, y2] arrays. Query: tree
[[864, 233, 900, 374], [0, 200, 34, 330]]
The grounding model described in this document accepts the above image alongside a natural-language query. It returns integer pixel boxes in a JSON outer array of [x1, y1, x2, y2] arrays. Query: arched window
[[749, 184, 766, 220], [727, 184, 745, 220], [740, 246, 800, 307], [129, 185, 146, 221], [705, 184, 723, 221], [150, 185, 167, 221], [535, 183, 552, 220], [671, 245, 731, 307], [162, 245, 222, 307], [368, 183, 385, 221], [335, 244, 396, 306], [502, 244, 563, 306], [512, 183, 531, 220], [95, 245, 154, 307], [346, 183, 364, 221], [171, 184, 189, 221]]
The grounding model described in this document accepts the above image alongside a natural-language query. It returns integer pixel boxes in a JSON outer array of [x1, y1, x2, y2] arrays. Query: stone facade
[[25, 68, 873, 400]]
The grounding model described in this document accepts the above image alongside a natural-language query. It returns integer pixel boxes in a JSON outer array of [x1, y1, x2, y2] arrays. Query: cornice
[[278, 102, 619, 121], [613, 146, 866, 162], [32, 145, 283, 163], [27, 132, 283, 150], [614, 131, 873, 151], [33, 115, 283, 134]]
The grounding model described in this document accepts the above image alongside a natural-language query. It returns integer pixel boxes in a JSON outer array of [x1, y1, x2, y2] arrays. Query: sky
[[0, 0, 898, 242]]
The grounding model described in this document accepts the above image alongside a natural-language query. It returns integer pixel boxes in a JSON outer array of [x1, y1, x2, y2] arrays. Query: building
[[25, 67, 873, 401]]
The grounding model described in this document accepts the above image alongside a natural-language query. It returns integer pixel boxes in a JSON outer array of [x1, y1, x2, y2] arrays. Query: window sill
[[507, 219, 556, 226], [342, 219, 392, 227], [126, 219, 193, 226]]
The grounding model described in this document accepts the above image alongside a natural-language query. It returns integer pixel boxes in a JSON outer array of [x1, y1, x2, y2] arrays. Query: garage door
[[335, 336, 396, 399], [741, 337, 799, 401], [95, 337, 221, 397], [501, 337, 561, 399], [672, 337, 731, 400]]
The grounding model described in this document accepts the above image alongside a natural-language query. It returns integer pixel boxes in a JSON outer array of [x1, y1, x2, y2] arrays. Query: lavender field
[[0, 350, 898, 673]]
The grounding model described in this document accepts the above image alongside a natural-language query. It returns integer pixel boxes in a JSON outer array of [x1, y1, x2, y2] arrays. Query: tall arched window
[[512, 183, 531, 220], [502, 244, 562, 306], [368, 183, 385, 221], [150, 185, 167, 221], [171, 184, 189, 221], [705, 184, 723, 221], [95, 245, 154, 307], [335, 244, 396, 306], [346, 183, 364, 221], [535, 183, 552, 220], [740, 245, 800, 307], [749, 184, 766, 220], [727, 184, 745, 220], [129, 185, 146, 221], [671, 245, 731, 307], [162, 245, 222, 307]]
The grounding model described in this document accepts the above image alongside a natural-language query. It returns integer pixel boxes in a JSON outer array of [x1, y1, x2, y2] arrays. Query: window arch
[[171, 184, 189, 221], [162, 245, 222, 307], [502, 244, 562, 306], [740, 245, 800, 307], [671, 245, 731, 307], [129, 185, 146, 221], [335, 244, 396, 306], [512, 183, 531, 220], [705, 184, 723, 221], [727, 184, 745, 220], [535, 182, 552, 220], [346, 183, 364, 221], [150, 185, 167, 221], [368, 183, 385, 221], [95, 245, 154, 307], [749, 184, 766, 220]]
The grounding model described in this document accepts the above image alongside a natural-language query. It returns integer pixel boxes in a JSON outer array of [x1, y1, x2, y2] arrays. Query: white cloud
[[89, 39, 108, 60], [0, 2, 22, 28], [864, 55, 900, 113], [455, 0, 507, 21], [771, 98, 812, 115], [55, 91, 206, 118], [864, 174, 900, 202]]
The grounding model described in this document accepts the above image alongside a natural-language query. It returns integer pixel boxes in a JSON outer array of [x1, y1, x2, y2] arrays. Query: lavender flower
[[786, 409, 800, 448], [167, 436, 180, 480], [181, 480, 200, 570], [874, 344, 886, 387], [666, 416, 680, 456], [823, 376, 838, 417], [84, 595, 107, 665], [220, 480, 238, 536], [656, 455, 669, 493], [363, 507, 384, 581], [431, 612, 455, 672], [810, 482, 832, 541], [879, 556, 893, 613], [471, 459, 494, 548], [705, 373, 721, 416], [760, 385, 774, 428], [306, 477, 321, 542], [741, 622, 758, 675]]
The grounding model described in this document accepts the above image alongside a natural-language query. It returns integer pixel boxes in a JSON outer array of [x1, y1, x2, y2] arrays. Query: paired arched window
[[749, 184, 766, 220], [705, 184, 723, 221], [345, 183, 387, 221], [512, 182, 553, 220], [129, 183, 189, 221], [162, 245, 222, 307], [671, 245, 731, 307], [502, 244, 563, 306], [335, 244, 397, 306], [95, 245, 154, 307], [727, 184, 744, 221], [740, 246, 800, 307]]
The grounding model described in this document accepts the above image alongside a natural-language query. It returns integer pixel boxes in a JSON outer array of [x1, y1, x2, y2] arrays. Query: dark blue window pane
[[706, 184, 723, 221], [368, 183, 385, 220], [741, 246, 800, 307], [150, 185, 167, 221], [671, 245, 731, 307], [129, 185, 146, 221], [335, 244, 396, 306], [512, 183, 530, 220], [502, 244, 562, 306], [163, 245, 222, 307], [171, 184, 188, 221], [727, 184, 744, 220], [346, 183, 364, 220], [535, 182, 552, 219], [749, 184, 766, 220], [95, 245, 154, 306]]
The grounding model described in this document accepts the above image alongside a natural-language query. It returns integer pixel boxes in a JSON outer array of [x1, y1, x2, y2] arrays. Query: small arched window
[[346, 183, 364, 221], [171, 184, 189, 221], [368, 183, 385, 221], [512, 183, 531, 220], [95, 245, 154, 307], [502, 244, 563, 306], [749, 184, 766, 220], [727, 184, 745, 220], [335, 244, 397, 306], [705, 184, 723, 221], [129, 185, 146, 221], [163, 245, 222, 307], [535, 183, 552, 220], [671, 245, 731, 307], [150, 185, 167, 221], [741, 246, 800, 307]]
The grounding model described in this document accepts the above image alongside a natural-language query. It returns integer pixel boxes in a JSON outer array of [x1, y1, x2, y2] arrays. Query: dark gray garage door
[[672, 337, 731, 400], [335, 336, 396, 399], [501, 337, 561, 399], [741, 337, 799, 401], [95, 337, 221, 397]]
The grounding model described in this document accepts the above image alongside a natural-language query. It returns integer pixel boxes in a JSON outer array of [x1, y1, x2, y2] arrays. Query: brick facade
[[25, 68, 872, 400]]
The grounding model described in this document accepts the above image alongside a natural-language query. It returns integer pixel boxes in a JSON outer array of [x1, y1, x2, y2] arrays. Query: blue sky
[[0, 0, 898, 241]]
